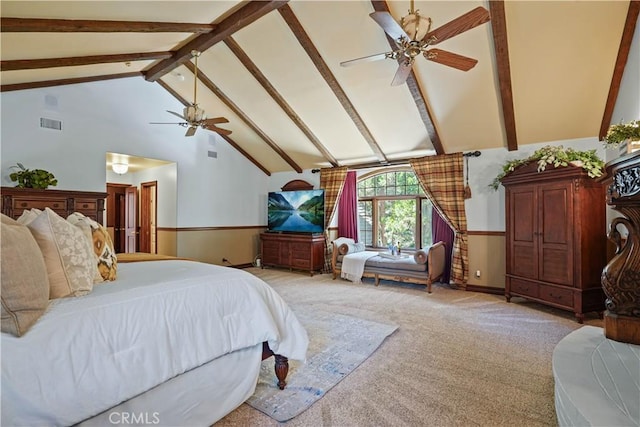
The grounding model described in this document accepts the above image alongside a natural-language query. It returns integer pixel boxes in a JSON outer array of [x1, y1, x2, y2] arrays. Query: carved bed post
[[261, 342, 289, 390], [601, 151, 640, 344]]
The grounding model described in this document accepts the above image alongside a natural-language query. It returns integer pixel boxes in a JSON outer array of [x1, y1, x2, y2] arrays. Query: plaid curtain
[[410, 153, 469, 287], [320, 166, 348, 273]]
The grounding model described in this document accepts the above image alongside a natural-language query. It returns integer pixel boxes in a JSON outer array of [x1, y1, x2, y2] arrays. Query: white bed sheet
[[1, 260, 308, 426]]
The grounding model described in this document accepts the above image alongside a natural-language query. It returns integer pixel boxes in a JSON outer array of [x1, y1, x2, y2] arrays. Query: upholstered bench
[[331, 238, 446, 293]]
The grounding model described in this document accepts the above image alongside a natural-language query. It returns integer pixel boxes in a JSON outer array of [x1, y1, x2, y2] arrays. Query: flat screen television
[[267, 189, 325, 233]]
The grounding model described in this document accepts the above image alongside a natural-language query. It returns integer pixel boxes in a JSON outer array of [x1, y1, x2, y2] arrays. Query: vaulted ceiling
[[1, 1, 638, 175]]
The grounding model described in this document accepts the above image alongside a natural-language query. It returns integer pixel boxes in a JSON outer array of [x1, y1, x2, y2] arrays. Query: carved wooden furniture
[[260, 232, 325, 276], [502, 163, 607, 323], [1, 187, 107, 224], [600, 151, 640, 344]]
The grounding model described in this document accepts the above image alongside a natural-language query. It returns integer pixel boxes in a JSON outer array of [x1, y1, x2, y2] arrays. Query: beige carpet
[[217, 269, 603, 427]]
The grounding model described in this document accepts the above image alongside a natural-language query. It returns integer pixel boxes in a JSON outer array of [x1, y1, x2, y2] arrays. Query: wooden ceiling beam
[[224, 37, 339, 167], [0, 71, 142, 92], [279, 4, 388, 164], [185, 61, 303, 173], [0, 17, 214, 33], [1, 52, 171, 71], [489, 1, 518, 152], [370, 1, 444, 155], [599, 0, 640, 141], [145, 1, 288, 82]]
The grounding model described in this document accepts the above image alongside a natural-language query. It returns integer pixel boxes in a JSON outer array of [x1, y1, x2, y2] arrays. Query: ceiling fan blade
[[185, 126, 197, 137], [167, 110, 187, 120], [340, 52, 392, 67], [424, 6, 490, 45], [203, 117, 229, 126], [391, 62, 412, 86], [204, 125, 232, 136], [369, 11, 409, 41], [425, 48, 478, 71]]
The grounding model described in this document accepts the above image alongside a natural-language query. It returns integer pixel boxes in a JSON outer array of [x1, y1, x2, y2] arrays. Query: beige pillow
[[26, 208, 95, 299], [16, 208, 42, 225], [67, 212, 117, 282], [1, 214, 50, 336]]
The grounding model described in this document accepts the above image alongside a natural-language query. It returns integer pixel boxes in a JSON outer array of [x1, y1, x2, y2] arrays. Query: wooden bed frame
[[2, 186, 290, 390]]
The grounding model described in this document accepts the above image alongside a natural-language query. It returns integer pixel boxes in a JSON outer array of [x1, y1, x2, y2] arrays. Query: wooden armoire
[[502, 163, 607, 323]]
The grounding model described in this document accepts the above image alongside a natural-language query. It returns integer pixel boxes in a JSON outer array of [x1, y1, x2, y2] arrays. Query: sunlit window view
[[357, 169, 432, 250]]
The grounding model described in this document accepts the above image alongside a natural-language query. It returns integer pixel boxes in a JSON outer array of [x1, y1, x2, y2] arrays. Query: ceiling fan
[[151, 50, 231, 137], [340, 2, 491, 86]]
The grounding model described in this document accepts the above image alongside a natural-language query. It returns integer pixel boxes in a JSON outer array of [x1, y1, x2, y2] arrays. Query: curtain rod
[[311, 150, 481, 173]]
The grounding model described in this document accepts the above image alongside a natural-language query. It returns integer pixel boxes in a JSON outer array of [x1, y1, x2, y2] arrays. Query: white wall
[[0, 77, 268, 228]]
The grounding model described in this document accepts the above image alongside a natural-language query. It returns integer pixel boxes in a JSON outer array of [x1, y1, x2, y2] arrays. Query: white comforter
[[1, 260, 308, 426]]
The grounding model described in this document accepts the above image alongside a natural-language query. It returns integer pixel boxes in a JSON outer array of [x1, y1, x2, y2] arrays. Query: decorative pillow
[[67, 212, 117, 281], [26, 208, 95, 299], [414, 248, 429, 265], [338, 241, 366, 255], [1, 214, 50, 336], [16, 208, 41, 225]]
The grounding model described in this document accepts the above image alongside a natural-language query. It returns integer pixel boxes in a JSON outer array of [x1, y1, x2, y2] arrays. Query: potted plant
[[9, 163, 58, 189], [490, 145, 604, 190], [603, 119, 640, 150]]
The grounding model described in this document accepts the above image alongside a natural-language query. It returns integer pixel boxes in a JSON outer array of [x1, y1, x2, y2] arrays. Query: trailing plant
[[490, 145, 604, 190], [9, 163, 58, 189], [603, 119, 640, 147]]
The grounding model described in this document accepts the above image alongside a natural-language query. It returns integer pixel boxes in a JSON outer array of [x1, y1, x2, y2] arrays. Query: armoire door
[[538, 182, 573, 285], [508, 185, 537, 279]]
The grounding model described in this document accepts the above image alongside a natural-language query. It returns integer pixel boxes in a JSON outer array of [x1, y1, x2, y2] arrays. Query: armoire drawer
[[538, 284, 573, 308], [510, 278, 538, 298]]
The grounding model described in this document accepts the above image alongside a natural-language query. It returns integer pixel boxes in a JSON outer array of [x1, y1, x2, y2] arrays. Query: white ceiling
[[1, 1, 636, 174]]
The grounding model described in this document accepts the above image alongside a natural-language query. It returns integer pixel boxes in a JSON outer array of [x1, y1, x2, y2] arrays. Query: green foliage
[[378, 199, 416, 249], [603, 120, 640, 146], [490, 146, 604, 190], [9, 163, 58, 189]]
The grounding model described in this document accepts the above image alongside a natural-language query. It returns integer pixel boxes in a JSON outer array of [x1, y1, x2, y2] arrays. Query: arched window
[[357, 168, 433, 250]]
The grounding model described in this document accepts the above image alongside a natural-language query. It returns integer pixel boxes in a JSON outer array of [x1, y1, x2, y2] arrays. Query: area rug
[[246, 308, 398, 422]]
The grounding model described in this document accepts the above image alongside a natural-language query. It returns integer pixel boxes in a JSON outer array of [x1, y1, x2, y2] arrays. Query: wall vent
[[40, 117, 62, 130], [207, 150, 218, 159]]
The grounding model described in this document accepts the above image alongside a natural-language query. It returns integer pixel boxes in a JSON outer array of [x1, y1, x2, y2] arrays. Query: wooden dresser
[[1, 187, 107, 224], [501, 163, 607, 323], [260, 232, 325, 276]]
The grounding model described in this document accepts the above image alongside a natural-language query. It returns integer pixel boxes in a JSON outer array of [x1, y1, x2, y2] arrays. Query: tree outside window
[[357, 169, 432, 249]]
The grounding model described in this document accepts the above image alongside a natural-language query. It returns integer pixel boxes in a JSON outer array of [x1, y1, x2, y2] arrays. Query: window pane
[[421, 198, 433, 248], [377, 199, 416, 249], [358, 200, 373, 246]]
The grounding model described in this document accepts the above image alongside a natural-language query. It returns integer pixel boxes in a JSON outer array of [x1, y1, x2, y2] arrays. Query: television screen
[[267, 189, 325, 233]]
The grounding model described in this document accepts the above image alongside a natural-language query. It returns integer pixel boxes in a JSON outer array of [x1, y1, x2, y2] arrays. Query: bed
[[1, 203, 308, 426]]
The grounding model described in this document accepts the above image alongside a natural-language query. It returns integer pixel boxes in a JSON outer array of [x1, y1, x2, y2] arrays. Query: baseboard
[[466, 284, 505, 295], [235, 263, 254, 269]]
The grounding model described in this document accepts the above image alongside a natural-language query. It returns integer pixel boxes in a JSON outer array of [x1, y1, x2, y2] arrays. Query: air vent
[[207, 150, 217, 159], [40, 117, 62, 130]]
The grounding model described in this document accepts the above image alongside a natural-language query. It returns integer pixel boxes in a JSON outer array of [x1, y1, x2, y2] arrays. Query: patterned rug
[[246, 308, 398, 422]]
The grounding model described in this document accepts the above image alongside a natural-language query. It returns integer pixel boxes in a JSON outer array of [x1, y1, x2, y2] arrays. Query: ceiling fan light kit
[[341, 4, 491, 86], [150, 50, 232, 137]]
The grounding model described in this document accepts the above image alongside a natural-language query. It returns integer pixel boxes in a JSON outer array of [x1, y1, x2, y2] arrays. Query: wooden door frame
[[140, 181, 157, 254]]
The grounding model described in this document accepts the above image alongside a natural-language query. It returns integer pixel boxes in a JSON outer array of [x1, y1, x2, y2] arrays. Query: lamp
[[401, 10, 432, 41], [112, 162, 129, 175]]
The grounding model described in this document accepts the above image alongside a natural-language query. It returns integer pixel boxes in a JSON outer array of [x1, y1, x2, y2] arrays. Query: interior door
[[139, 181, 157, 254], [125, 186, 138, 253]]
